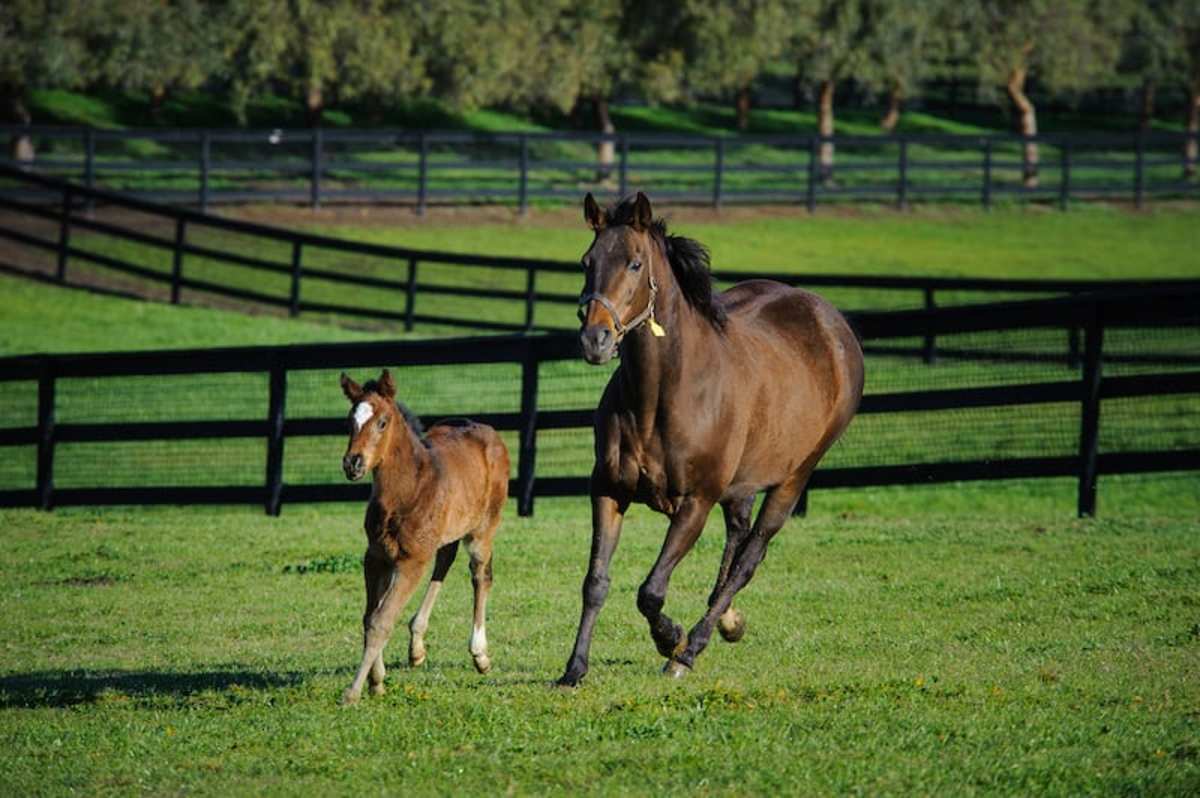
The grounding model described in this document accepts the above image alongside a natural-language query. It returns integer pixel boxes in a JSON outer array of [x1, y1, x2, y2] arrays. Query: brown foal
[[559, 192, 864, 685], [339, 370, 509, 704]]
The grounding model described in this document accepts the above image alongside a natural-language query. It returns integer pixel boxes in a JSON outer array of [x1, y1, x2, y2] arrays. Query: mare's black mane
[[604, 197, 727, 330]]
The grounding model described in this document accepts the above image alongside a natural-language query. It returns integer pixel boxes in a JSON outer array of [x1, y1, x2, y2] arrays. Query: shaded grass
[[0, 482, 1196, 795]]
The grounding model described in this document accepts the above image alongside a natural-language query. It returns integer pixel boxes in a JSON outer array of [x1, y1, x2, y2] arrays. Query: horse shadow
[[0, 667, 308, 709]]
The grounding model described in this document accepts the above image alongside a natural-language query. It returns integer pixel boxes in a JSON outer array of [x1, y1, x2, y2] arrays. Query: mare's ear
[[632, 192, 653, 231], [340, 373, 363, 403], [583, 192, 603, 230], [377, 369, 397, 400]]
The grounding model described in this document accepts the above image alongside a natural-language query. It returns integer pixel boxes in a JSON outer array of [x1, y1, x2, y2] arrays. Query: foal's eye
[[629, 259, 642, 271], [377, 416, 388, 430]]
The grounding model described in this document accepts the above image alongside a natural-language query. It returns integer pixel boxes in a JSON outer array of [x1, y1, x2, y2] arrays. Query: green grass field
[[0, 487, 1197, 795]]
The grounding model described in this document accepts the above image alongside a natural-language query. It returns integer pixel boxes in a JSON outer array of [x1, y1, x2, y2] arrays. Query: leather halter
[[578, 274, 658, 342]]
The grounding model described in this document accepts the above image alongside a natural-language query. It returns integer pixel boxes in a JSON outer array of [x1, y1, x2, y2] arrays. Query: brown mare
[[339, 370, 509, 704], [558, 192, 864, 685]]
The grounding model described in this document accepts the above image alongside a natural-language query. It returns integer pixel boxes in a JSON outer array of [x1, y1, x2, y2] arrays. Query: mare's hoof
[[340, 688, 361, 706], [555, 671, 584, 689], [473, 654, 492, 674], [369, 682, 386, 697], [662, 660, 691, 679], [718, 608, 746, 643]]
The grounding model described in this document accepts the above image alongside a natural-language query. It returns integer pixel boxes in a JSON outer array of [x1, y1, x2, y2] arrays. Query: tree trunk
[[1139, 78, 1156, 133], [150, 82, 168, 122], [306, 83, 324, 127], [880, 84, 902, 133], [594, 95, 615, 183], [735, 86, 751, 131], [2, 84, 35, 162], [817, 79, 836, 184], [1185, 79, 1200, 179], [793, 71, 806, 110], [1007, 67, 1038, 188]]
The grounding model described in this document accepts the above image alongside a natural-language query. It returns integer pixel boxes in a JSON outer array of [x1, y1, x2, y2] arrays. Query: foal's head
[[340, 370, 401, 481], [578, 191, 662, 364]]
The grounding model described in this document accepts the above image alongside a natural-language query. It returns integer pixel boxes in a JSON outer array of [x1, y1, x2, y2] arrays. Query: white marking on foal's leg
[[408, 580, 443, 667], [470, 622, 490, 674], [353, 402, 374, 431]]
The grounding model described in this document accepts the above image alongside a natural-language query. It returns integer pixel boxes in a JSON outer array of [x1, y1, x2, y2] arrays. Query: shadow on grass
[[0, 667, 308, 708]]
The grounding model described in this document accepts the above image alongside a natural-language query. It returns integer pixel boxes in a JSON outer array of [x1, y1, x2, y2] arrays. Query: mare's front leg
[[639, 496, 713, 672], [557, 491, 628, 687], [343, 556, 427, 705]]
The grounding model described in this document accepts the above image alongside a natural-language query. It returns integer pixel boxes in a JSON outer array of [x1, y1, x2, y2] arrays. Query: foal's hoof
[[409, 648, 427, 668], [473, 654, 492, 674], [662, 660, 692, 679], [340, 688, 361, 706], [369, 682, 386, 697], [718, 608, 746, 643]]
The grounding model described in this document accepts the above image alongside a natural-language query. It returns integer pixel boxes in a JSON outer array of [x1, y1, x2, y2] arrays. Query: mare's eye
[[377, 416, 388, 430], [629, 259, 642, 271]]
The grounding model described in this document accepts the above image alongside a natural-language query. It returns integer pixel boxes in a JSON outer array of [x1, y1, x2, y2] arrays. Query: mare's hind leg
[[465, 527, 497, 674], [362, 551, 392, 695], [638, 496, 713, 664], [408, 540, 460, 668], [668, 470, 810, 676], [714, 495, 755, 644]]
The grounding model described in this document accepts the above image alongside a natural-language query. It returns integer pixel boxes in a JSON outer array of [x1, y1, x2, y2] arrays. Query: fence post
[[1067, 326, 1081, 370], [517, 345, 539, 517], [982, 137, 993, 211], [518, 134, 529, 215], [618, 135, 629, 197], [36, 364, 56, 511], [310, 127, 322, 210], [897, 137, 908, 209], [712, 138, 724, 209], [806, 136, 818, 213], [1059, 139, 1071, 211], [1077, 316, 1104, 518], [523, 266, 536, 331], [170, 218, 186, 304], [922, 287, 937, 364], [56, 188, 72, 282], [83, 127, 95, 215], [1134, 132, 1145, 209], [199, 131, 211, 213], [404, 257, 418, 331], [264, 362, 287, 517], [288, 241, 302, 317], [416, 132, 428, 216]]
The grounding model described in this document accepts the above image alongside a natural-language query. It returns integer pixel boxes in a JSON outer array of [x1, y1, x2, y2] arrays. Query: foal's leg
[[343, 557, 427, 705], [557, 491, 629, 687], [408, 540, 460, 668], [638, 497, 713, 665], [362, 551, 392, 694], [670, 472, 810, 675], [465, 529, 497, 674], [714, 495, 755, 644]]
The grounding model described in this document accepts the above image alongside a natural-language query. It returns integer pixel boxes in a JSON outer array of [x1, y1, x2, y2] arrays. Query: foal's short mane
[[360, 376, 426, 443], [604, 197, 727, 330]]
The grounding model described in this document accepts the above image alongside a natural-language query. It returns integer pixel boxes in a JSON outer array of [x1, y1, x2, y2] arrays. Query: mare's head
[[577, 192, 725, 365], [340, 370, 400, 481], [577, 192, 662, 364]]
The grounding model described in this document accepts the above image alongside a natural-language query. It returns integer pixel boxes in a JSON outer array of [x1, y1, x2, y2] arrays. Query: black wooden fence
[[0, 287, 1195, 519], [2, 126, 1197, 212], [3, 165, 1196, 342]]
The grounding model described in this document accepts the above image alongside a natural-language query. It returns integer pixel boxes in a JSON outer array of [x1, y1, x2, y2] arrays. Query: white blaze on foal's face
[[353, 402, 375, 432]]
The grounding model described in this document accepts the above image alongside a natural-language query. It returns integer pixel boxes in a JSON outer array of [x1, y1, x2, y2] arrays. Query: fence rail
[[3, 165, 1198, 343], [0, 288, 1196, 519], [2, 126, 1197, 213]]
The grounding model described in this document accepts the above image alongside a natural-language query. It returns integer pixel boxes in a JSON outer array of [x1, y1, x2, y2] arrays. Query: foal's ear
[[340, 372, 363, 402], [583, 192, 603, 230], [377, 369, 396, 399], [631, 191, 653, 231]]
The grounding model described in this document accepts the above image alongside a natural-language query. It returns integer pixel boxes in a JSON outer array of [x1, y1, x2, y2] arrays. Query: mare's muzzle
[[579, 323, 616, 365], [343, 453, 366, 481]]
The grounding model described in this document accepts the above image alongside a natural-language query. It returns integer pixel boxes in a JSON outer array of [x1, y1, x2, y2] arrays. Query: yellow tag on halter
[[649, 318, 666, 337]]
